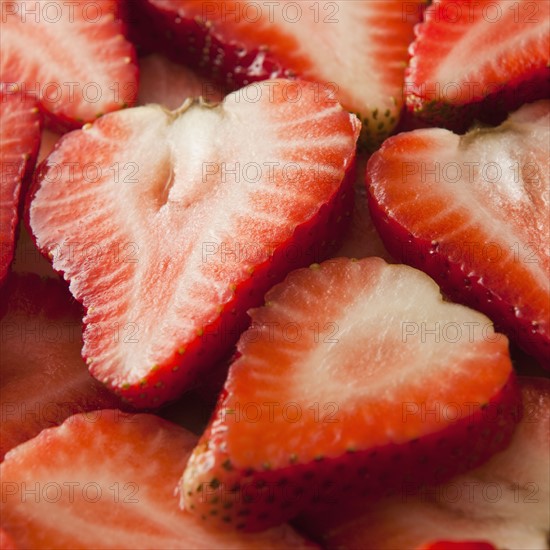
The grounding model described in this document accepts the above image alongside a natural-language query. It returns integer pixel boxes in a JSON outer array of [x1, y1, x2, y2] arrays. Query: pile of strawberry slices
[[1, 1, 548, 548]]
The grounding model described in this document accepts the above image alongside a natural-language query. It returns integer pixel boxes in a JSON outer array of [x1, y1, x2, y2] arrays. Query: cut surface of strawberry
[[135, 0, 425, 147], [1, 0, 138, 129], [0, 273, 127, 460], [137, 54, 225, 109], [181, 257, 518, 531], [0, 90, 41, 284], [367, 100, 550, 367], [0, 410, 315, 549], [28, 79, 360, 407], [309, 377, 549, 550], [405, 0, 550, 130]]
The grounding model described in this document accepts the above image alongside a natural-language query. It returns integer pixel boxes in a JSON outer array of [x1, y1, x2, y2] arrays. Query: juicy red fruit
[[134, 0, 425, 147], [0, 90, 41, 284], [181, 257, 519, 531], [0, 410, 316, 549], [405, 0, 550, 131], [367, 100, 550, 367], [0, 273, 127, 460], [306, 377, 548, 549], [1, 0, 138, 130], [28, 79, 360, 407]]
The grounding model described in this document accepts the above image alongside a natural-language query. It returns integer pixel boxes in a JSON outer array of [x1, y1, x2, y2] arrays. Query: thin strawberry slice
[[135, 0, 425, 148], [0, 90, 41, 284], [333, 153, 393, 261], [0, 410, 315, 549], [1, 0, 138, 130], [0, 273, 128, 460], [181, 257, 519, 531], [137, 54, 224, 109], [405, 0, 550, 131], [308, 377, 549, 549], [367, 100, 550, 366], [28, 79, 360, 407]]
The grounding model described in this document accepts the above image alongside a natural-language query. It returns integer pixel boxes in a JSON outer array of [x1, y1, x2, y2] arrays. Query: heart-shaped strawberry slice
[[28, 79, 360, 406], [367, 100, 550, 366]]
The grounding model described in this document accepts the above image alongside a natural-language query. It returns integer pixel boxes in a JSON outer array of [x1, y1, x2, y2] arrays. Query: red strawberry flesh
[[0, 410, 316, 549], [28, 79, 360, 407], [0, 273, 127, 459], [181, 257, 519, 531], [135, 0, 425, 147], [0, 90, 41, 284], [405, 0, 550, 130], [1, 0, 138, 129], [306, 377, 548, 549], [367, 100, 550, 366]]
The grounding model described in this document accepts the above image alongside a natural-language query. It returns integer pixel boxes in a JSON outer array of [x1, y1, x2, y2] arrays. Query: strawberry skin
[[28, 79, 360, 407], [0, 90, 41, 285], [0, 273, 128, 460], [367, 100, 550, 367], [405, 0, 550, 131], [0, 410, 316, 549], [306, 377, 548, 549], [134, 0, 425, 148], [1, 0, 138, 130], [181, 257, 519, 531]]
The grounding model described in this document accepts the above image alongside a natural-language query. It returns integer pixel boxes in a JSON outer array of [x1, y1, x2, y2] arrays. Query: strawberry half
[[0, 273, 127, 460], [134, 0, 425, 148], [137, 54, 224, 109], [367, 100, 550, 367], [0, 90, 41, 284], [181, 257, 519, 531], [28, 79, 360, 407], [405, 0, 550, 131], [1, 0, 138, 130], [308, 377, 548, 549], [0, 410, 315, 549]]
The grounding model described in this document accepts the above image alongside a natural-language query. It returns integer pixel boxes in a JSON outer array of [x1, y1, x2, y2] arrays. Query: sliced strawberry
[[181, 257, 519, 531], [0, 90, 41, 284], [0, 273, 128, 460], [367, 100, 550, 367], [0, 410, 315, 549], [334, 153, 393, 261], [28, 79, 360, 407], [138, 54, 225, 109], [307, 377, 548, 549], [405, 0, 550, 131], [1, 0, 138, 130], [134, 0, 425, 148]]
